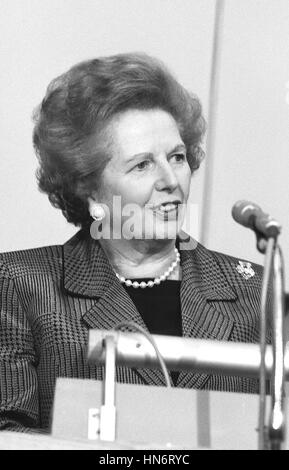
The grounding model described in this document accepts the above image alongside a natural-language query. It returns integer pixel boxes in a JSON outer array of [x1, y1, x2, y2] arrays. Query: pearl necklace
[[115, 247, 180, 288]]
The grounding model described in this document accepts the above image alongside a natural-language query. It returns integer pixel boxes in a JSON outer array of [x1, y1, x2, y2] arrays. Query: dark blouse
[[123, 280, 182, 385]]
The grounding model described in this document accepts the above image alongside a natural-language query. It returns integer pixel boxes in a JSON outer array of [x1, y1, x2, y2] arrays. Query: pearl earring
[[88, 198, 105, 222]]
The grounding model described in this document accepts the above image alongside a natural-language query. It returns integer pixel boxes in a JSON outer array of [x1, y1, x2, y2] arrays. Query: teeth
[[159, 203, 177, 212]]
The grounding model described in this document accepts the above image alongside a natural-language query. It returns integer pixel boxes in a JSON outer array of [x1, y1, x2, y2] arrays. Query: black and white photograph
[[0, 0, 289, 452]]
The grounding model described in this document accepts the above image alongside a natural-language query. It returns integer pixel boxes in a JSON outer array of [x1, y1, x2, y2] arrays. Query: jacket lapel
[[176, 241, 237, 388], [62, 230, 167, 386], [62, 230, 239, 388]]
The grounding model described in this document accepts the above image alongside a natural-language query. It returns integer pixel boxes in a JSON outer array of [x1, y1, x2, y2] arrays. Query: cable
[[114, 321, 172, 388]]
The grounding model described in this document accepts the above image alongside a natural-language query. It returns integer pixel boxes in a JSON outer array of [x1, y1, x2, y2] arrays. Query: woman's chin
[[154, 221, 181, 240], [123, 221, 181, 241]]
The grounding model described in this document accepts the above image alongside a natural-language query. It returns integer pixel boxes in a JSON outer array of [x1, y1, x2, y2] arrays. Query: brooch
[[236, 261, 255, 280]]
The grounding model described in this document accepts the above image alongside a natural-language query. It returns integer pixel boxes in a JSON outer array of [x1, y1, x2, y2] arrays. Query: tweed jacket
[[0, 229, 270, 432]]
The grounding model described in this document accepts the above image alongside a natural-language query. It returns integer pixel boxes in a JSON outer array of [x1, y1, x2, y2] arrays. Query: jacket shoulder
[[0, 245, 63, 279]]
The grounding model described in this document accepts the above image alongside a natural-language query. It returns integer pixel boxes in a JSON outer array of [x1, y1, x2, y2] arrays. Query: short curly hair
[[33, 52, 206, 227]]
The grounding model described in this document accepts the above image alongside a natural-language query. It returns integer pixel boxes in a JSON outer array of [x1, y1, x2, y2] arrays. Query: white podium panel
[[51, 378, 287, 450]]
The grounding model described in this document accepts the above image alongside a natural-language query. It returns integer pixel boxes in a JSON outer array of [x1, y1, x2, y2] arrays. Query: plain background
[[1, 0, 289, 448]]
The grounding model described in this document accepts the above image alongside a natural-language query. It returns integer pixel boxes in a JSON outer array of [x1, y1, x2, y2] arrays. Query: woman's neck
[[99, 238, 181, 280]]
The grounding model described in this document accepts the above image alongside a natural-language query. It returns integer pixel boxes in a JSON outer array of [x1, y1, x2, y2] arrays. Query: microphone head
[[231, 200, 261, 228], [232, 200, 281, 240]]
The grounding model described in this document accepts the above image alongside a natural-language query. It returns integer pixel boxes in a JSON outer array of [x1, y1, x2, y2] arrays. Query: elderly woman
[[0, 53, 268, 432]]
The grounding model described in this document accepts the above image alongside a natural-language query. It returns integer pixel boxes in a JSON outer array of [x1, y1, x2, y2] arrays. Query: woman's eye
[[172, 153, 186, 163], [135, 160, 150, 171]]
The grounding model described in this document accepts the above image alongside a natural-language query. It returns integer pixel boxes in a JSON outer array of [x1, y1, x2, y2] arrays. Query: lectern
[[51, 377, 288, 450], [49, 332, 289, 450]]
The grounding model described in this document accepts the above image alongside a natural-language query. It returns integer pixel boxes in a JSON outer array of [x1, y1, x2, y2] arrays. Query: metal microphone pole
[[231, 202, 285, 449], [87, 331, 289, 379], [254, 231, 285, 450], [269, 245, 286, 450]]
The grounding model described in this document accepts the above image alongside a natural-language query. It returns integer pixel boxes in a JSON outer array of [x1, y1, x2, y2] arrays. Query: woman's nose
[[155, 161, 178, 192]]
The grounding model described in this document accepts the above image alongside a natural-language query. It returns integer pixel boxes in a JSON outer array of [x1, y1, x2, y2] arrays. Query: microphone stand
[[257, 234, 286, 450], [269, 245, 286, 449]]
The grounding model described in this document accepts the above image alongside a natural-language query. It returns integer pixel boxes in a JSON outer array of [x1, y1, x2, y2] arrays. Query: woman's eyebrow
[[127, 144, 186, 163], [126, 152, 153, 164], [169, 144, 186, 153]]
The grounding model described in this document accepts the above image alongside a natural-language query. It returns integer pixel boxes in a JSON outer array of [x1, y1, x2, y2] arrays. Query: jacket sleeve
[[0, 259, 40, 432]]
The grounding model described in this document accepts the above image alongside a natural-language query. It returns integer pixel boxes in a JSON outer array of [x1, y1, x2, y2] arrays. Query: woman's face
[[93, 108, 192, 241]]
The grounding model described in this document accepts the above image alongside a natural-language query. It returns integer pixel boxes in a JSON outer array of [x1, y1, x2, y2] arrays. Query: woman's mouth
[[152, 201, 180, 220]]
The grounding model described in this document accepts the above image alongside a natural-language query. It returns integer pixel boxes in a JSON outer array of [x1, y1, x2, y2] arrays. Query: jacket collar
[[62, 229, 238, 302], [63, 229, 117, 298]]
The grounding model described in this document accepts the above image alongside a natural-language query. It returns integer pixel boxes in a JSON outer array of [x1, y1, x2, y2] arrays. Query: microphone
[[232, 200, 281, 239]]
